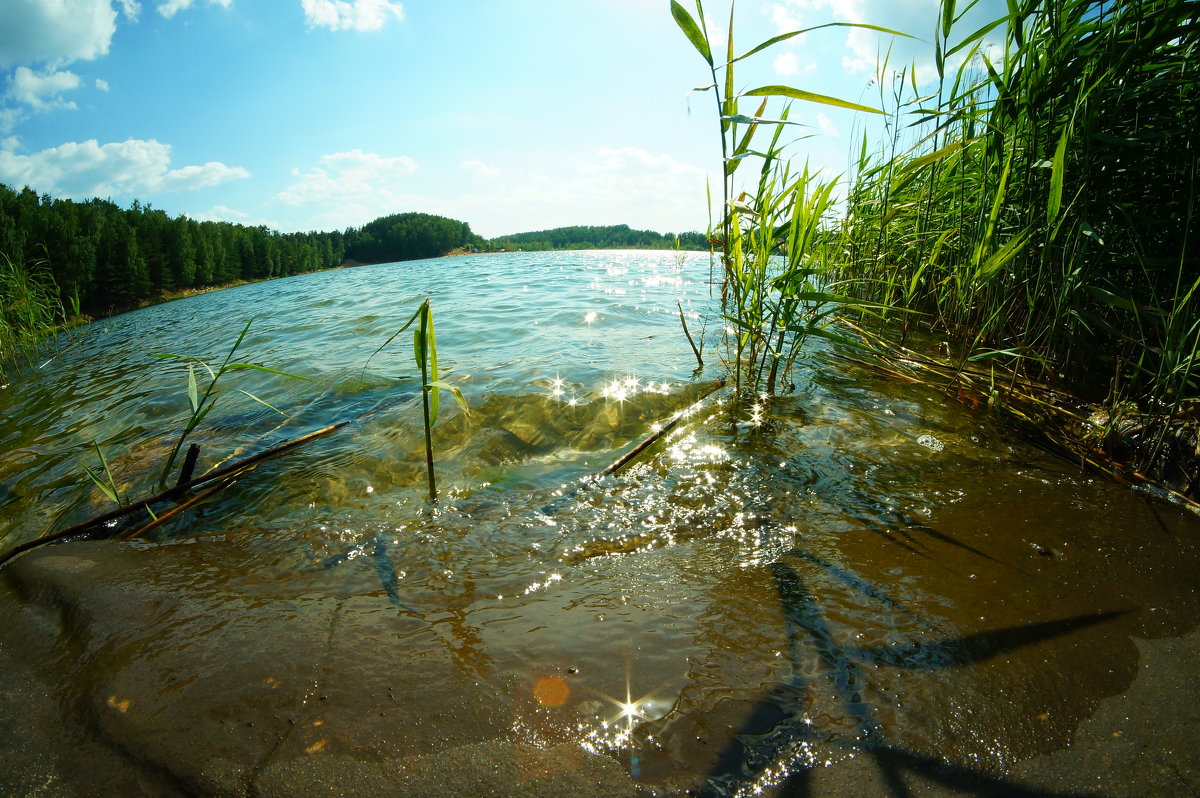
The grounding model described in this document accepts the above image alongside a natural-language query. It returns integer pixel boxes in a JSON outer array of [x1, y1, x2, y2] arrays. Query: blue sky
[[0, 0, 1002, 239]]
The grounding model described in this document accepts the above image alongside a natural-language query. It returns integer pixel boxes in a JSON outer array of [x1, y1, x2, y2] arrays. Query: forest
[[0, 184, 490, 319], [492, 224, 708, 251], [0, 184, 709, 344]]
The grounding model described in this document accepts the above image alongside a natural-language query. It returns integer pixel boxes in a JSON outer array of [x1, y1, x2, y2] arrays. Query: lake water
[[1, 251, 1198, 797]]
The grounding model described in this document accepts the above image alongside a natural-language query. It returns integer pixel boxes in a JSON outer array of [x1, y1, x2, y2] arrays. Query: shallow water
[[1, 251, 1198, 796]]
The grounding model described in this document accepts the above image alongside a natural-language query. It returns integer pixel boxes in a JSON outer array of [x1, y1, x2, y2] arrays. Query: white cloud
[[816, 112, 840, 137], [96, 78, 110, 92], [201, 204, 249, 220], [301, 0, 404, 32], [585, 147, 705, 178], [275, 149, 417, 208], [193, 205, 284, 228], [156, 0, 231, 19], [0, 138, 250, 198], [0, 0, 119, 69], [460, 160, 500, 180], [770, 2, 803, 32], [9, 67, 82, 111], [458, 146, 710, 236]]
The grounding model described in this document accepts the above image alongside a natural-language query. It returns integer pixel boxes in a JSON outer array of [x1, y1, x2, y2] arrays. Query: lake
[[1, 250, 1198, 797]]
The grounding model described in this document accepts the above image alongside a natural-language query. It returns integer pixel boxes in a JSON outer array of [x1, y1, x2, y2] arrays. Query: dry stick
[[599, 378, 726, 479], [124, 476, 240, 540], [678, 300, 703, 370], [0, 421, 348, 568]]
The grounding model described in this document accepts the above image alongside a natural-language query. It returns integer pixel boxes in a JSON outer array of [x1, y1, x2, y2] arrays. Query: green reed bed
[[833, 0, 1199, 475], [672, 0, 898, 399], [0, 253, 63, 378]]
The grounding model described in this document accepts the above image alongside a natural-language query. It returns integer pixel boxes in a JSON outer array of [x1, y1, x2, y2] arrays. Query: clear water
[[1, 251, 1198, 796]]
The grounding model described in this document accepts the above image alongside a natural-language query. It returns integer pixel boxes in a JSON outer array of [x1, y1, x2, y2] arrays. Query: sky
[[0, 0, 1004, 239]]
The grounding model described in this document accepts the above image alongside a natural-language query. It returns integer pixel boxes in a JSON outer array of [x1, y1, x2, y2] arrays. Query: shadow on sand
[[694, 544, 1123, 798]]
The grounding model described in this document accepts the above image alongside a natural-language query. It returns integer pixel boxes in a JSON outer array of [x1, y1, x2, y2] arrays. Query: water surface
[[1, 251, 1198, 796]]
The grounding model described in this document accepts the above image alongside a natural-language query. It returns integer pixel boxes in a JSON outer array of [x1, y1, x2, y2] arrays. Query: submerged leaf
[[236, 389, 285, 416], [224, 362, 312, 381]]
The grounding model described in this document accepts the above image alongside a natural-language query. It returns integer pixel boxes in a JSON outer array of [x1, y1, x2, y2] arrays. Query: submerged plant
[[364, 298, 468, 501], [153, 318, 310, 489], [82, 439, 127, 507]]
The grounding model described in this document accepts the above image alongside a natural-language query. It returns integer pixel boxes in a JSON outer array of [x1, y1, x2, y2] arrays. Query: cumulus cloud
[[777, 0, 1003, 84], [0, 0, 127, 69], [156, 0, 232, 19], [200, 204, 250, 220], [275, 149, 417, 208], [460, 160, 501, 180], [816, 112, 840, 137], [9, 68, 82, 112], [0, 138, 250, 198], [193, 205, 281, 228], [770, 2, 804, 32], [301, 0, 404, 32], [96, 78, 110, 91]]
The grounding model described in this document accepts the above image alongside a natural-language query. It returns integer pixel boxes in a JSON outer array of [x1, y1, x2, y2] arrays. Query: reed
[[672, 0, 900, 399], [0, 253, 63, 377], [364, 298, 468, 501], [152, 318, 311, 489], [829, 0, 1198, 474]]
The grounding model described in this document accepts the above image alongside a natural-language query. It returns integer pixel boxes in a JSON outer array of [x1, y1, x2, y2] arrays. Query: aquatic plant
[[671, 1, 898, 397], [0, 252, 63, 377], [82, 439, 127, 508], [153, 318, 311, 489], [832, 0, 1199, 474], [364, 298, 468, 501]]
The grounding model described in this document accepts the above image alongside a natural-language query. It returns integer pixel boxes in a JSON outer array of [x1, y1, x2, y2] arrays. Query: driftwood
[[599, 378, 726, 478], [0, 421, 348, 568]]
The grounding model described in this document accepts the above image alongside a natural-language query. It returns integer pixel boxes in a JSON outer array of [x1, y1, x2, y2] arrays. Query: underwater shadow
[[697, 553, 1122, 798]]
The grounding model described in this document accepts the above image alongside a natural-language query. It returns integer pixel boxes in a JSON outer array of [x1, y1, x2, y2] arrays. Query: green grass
[[672, 0, 898, 399], [0, 253, 63, 378], [827, 0, 1197, 471]]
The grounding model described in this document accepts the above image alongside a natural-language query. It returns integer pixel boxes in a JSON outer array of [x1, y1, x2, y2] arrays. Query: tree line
[[0, 183, 709, 320], [0, 184, 489, 317], [492, 224, 708, 251]]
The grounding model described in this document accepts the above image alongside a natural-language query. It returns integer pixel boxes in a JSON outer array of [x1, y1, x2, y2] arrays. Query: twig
[[678, 300, 703, 371], [0, 421, 347, 568], [123, 476, 239, 540], [600, 378, 726, 478]]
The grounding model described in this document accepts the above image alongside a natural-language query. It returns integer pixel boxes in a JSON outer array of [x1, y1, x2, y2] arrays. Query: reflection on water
[[1, 251, 1199, 796]]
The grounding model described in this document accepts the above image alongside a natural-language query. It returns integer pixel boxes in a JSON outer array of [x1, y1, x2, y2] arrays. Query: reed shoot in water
[[152, 318, 311, 489], [672, 0, 899, 398], [365, 298, 469, 501]]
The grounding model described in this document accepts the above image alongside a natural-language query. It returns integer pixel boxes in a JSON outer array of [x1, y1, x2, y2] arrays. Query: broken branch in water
[[678, 300, 703, 372], [0, 421, 348, 568], [601, 377, 726, 478]]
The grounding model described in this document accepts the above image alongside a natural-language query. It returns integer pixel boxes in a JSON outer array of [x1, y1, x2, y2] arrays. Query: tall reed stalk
[[831, 0, 1198, 472], [365, 299, 468, 501], [0, 253, 63, 377], [672, 0, 899, 398]]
